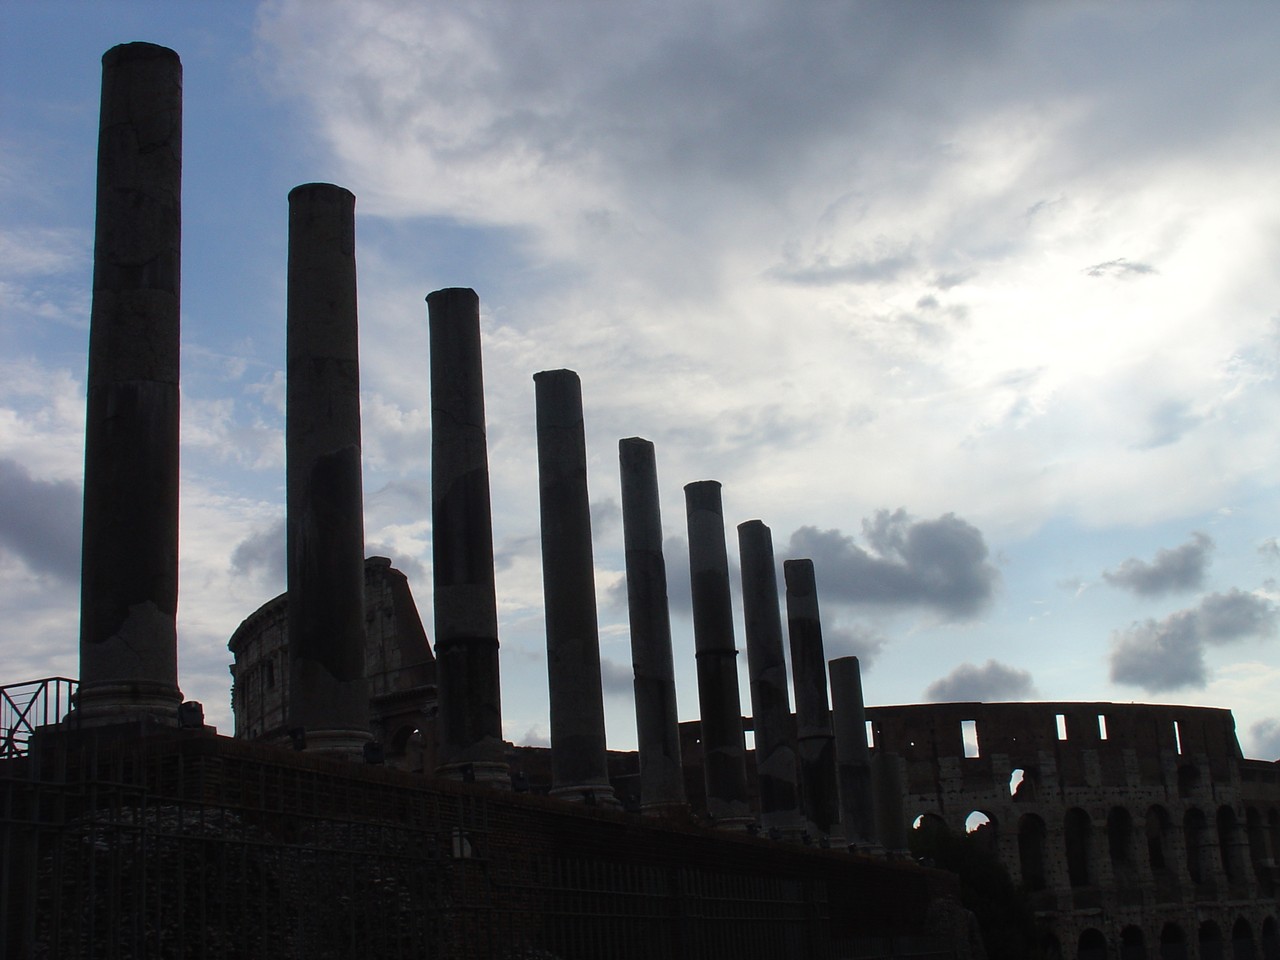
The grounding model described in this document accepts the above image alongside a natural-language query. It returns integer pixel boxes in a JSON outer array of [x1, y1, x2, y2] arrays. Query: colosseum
[[228, 563, 1280, 960]]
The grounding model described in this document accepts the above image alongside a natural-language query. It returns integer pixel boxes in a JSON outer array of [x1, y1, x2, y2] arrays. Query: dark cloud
[[787, 510, 997, 619], [822, 624, 887, 669], [1109, 590, 1277, 692], [1249, 718, 1280, 761], [230, 518, 286, 590], [1103, 533, 1212, 596], [924, 659, 1036, 703], [0, 458, 81, 582], [1083, 258, 1157, 279], [1260, 538, 1279, 562]]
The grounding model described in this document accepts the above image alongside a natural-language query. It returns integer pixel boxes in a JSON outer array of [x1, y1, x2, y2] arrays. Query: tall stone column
[[285, 183, 370, 757], [77, 43, 185, 725], [737, 520, 803, 837], [830, 656, 878, 849], [534, 370, 617, 806], [428, 287, 507, 785], [873, 751, 909, 855], [784, 559, 842, 841], [619, 438, 686, 814], [684, 481, 751, 827]]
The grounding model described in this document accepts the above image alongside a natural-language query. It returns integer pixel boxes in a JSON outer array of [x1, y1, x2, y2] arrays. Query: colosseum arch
[[1262, 916, 1280, 960], [1185, 808, 1208, 885], [1064, 807, 1093, 888], [1078, 928, 1107, 960], [1160, 922, 1188, 960], [1219, 806, 1247, 883], [1120, 925, 1146, 960], [1201, 920, 1225, 960], [1247, 807, 1272, 894], [1233, 917, 1257, 960], [1108, 806, 1138, 889], [1018, 813, 1048, 891]]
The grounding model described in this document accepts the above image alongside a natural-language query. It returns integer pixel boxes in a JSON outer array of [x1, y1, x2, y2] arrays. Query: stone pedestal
[[428, 287, 507, 785], [737, 520, 803, 837], [784, 559, 842, 842], [534, 370, 617, 807], [285, 183, 370, 757], [684, 481, 751, 827], [619, 438, 686, 814], [77, 43, 185, 726]]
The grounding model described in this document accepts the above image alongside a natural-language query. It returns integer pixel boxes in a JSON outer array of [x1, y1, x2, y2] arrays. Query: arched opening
[[1262, 917, 1280, 960], [1201, 921, 1225, 960], [1009, 767, 1025, 797], [1109, 806, 1137, 889], [1234, 917, 1258, 960], [1161, 923, 1188, 960], [1184, 808, 1207, 886], [1079, 928, 1107, 960], [1018, 813, 1048, 891], [965, 810, 996, 855], [1219, 806, 1246, 882], [909, 813, 949, 865], [1064, 807, 1092, 888], [1147, 805, 1172, 873], [1248, 807, 1272, 892], [1121, 925, 1147, 960]]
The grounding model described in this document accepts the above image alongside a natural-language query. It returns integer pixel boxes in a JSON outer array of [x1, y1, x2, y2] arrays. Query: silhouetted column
[[830, 656, 878, 850], [428, 287, 508, 785], [737, 520, 803, 837], [784, 559, 842, 841], [77, 43, 185, 725], [285, 183, 370, 757], [685, 481, 752, 827], [535, 370, 617, 806], [619, 438, 687, 814]]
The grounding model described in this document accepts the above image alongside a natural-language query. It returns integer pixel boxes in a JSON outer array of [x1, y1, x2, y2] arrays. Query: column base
[[436, 760, 512, 788], [550, 783, 622, 809], [70, 680, 183, 728], [296, 728, 373, 760]]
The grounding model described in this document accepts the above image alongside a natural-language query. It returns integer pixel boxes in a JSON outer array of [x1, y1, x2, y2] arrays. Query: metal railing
[[0, 676, 77, 758]]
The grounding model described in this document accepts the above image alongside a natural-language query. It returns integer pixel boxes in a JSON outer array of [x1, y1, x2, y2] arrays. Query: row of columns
[[73, 42, 892, 847]]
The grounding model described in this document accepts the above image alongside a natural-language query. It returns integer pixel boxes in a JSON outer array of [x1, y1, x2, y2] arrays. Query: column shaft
[[285, 182, 370, 756], [535, 370, 617, 806], [78, 42, 184, 724], [619, 438, 686, 813], [784, 559, 842, 840], [737, 520, 803, 835], [428, 287, 507, 784], [830, 655, 878, 848], [685, 481, 751, 826]]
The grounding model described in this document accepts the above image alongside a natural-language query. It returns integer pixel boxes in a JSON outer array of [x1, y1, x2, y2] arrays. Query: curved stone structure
[[869, 700, 1280, 959]]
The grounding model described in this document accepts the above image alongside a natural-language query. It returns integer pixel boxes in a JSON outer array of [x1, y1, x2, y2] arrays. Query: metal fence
[[1, 677, 76, 758]]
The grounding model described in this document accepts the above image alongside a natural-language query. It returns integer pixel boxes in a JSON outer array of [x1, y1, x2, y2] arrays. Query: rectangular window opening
[[961, 719, 980, 758], [865, 719, 875, 750], [1055, 714, 1068, 741], [1097, 714, 1108, 740], [1174, 720, 1184, 755], [743, 729, 756, 751]]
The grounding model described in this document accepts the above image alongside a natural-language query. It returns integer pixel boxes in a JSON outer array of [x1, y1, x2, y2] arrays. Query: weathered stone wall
[[868, 700, 1280, 959]]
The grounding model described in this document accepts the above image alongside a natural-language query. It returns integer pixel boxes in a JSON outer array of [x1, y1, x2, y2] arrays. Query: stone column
[[77, 43, 185, 725], [737, 520, 803, 837], [684, 481, 751, 827], [784, 559, 842, 841], [285, 183, 370, 757], [830, 656, 878, 850], [873, 751, 909, 855], [428, 287, 507, 785], [534, 369, 617, 806], [619, 437, 686, 814]]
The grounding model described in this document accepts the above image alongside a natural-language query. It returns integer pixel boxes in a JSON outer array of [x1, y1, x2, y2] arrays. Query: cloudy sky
[[4, 2, 1279, 757]]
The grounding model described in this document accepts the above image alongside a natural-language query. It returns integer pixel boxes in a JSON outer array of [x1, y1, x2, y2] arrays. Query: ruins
[[2, 38, 1280, 960]]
